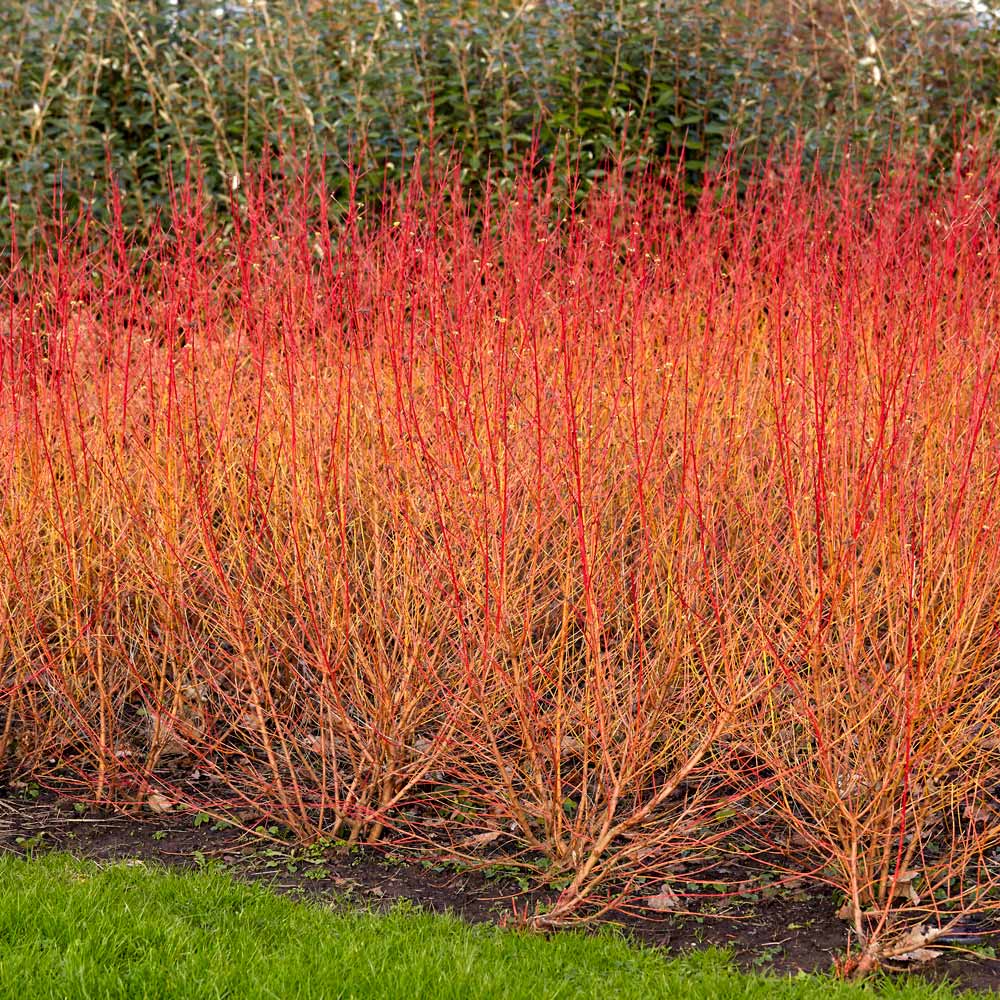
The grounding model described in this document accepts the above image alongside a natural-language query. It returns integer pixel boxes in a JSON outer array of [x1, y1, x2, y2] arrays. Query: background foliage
[[1, 0, 999, 236]]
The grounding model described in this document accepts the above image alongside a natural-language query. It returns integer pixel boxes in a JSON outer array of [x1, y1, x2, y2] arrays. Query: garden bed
[[4, 149, 1000, 977]]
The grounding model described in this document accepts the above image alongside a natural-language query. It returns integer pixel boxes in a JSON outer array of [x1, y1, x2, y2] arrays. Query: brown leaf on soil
[[963, 802, 992, 823], [146, 791, 174, 814], [888, 921, 940, 962], [890, 870, 921, 904], [646, 883, 682, 912], [457, 831, 502, 850], [896, 948, 942, 963], [786, 828, 813, 848]]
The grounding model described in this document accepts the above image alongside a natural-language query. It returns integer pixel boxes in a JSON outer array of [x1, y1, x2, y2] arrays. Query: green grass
[[0, 853, 980, 999]]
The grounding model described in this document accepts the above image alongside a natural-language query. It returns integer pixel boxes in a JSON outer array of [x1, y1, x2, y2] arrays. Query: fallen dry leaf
[[896, 948, 942, 963], [887, 921, 940, 962], [890, 870, 921, 905], [646, 883, 682, 912], [963, 802, 992, 824], [457, 831, 502, 850], [146, 791, 174, 814]]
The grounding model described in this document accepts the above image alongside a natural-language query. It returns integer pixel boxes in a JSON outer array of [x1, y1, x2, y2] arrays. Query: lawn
[[0, 853, 979, 1000]]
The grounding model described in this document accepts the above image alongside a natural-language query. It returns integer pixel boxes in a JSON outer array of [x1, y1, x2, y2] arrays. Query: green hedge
[[1, 0, 998, 238]]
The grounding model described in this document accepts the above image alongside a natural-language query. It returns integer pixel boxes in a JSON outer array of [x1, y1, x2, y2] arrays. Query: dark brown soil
[[3, 793, 999, 994]]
